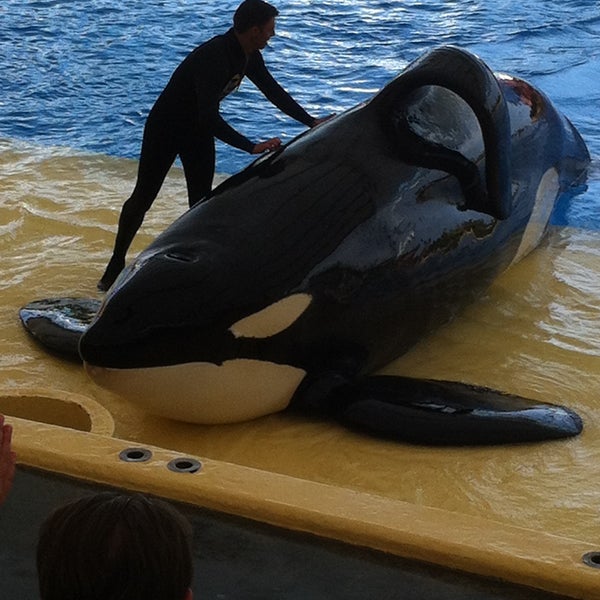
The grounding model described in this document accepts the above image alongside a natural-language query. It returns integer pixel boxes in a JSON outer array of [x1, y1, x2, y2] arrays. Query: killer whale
[[79, 46, 589, 444]]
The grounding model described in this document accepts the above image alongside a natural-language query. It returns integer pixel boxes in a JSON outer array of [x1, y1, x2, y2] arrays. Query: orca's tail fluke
[[371, 46, 512, 220], [325, 375, 582, 445]]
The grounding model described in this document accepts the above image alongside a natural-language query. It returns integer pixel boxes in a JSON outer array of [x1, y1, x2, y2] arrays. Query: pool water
[[1, 0, 598, 224], [1, 3, 600, 595]]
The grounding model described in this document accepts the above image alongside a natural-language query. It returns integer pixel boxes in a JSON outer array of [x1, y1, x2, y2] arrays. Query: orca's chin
[[84, 359, 306, 424]]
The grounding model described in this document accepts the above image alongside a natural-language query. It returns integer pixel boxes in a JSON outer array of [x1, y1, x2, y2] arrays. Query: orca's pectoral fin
[[331, 375, 582, 445], [19, 297, 101, 362]]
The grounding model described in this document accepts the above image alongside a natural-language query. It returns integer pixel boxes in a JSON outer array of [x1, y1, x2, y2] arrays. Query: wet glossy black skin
[[79, 48, 589, 444]]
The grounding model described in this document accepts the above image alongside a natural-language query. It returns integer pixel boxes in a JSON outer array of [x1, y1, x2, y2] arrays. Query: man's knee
[[125, 185, 158, 215]]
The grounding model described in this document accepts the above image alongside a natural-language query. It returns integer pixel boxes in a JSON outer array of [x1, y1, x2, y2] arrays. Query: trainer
[[99, 0, 329, 291]]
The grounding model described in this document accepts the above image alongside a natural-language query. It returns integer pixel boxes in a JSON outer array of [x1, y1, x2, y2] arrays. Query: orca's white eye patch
[[229, 293, 312, 339]]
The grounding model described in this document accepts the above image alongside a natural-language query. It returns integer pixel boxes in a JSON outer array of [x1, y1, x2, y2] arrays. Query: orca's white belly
[[85, 359, 306, 424]]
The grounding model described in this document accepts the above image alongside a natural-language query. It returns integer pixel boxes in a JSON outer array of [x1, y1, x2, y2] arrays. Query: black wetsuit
[[99, 28, 315, 290], [138, 27, 315, 206]]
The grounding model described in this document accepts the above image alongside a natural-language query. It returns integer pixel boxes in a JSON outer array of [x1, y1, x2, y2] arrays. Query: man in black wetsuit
[[98, 0, 329, 291]]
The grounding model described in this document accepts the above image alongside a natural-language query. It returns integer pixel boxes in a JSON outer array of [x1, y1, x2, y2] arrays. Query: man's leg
[[180, 135, 216, 208], [98, 125, 177, 291]]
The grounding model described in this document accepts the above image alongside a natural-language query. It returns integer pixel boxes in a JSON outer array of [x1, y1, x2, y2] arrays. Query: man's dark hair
[[233, 0, 279, 33], [37, 492, 193, 600]]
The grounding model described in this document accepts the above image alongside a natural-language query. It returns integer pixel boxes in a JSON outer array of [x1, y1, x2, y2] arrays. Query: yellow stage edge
[[7, 414, 600, 600]]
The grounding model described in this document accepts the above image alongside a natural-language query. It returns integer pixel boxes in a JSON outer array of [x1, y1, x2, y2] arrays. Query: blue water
[[1, 0, 599, 226]]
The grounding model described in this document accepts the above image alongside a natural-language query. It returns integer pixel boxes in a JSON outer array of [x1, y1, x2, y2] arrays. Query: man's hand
[[0, 414, 16, 506], [252, 137, 282, 154]]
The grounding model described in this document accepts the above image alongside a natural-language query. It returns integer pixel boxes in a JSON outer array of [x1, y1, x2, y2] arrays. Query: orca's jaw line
[[85, 359, 306, 424]]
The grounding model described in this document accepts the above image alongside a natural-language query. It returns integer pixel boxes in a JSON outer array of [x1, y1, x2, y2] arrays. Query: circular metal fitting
[[119, 447, 153, 463], [583, 552, 600, 569], [167, 457, 202, 474]]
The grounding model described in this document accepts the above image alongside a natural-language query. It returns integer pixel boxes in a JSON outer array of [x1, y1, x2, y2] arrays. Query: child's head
[[37, 492, 194, 600]]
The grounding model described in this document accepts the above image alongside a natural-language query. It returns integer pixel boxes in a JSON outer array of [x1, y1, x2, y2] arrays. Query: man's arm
[[212, 107, 281, 154], [191, 42, 257, 153], [212, 112, 256, 153], [192, 42, 286, 154], [246, 52, 316, 127]]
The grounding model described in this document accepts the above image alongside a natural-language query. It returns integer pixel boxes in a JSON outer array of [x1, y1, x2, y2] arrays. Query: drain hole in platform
[[119, 448, 153, 463], [583, 552, 600, 568], [167, 458, 202, 474]]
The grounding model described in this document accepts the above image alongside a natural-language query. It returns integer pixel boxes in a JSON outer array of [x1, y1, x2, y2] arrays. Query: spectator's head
[[37, 492, 194, 600]]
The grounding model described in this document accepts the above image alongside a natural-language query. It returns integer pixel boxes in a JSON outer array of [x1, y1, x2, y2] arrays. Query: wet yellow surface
[[2, 138, 600, 598]]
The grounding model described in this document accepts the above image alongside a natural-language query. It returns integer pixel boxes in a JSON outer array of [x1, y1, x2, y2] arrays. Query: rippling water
[[1, 1, 599, 224], [2, 0, 600, 545], [2, 4, 599, 163]]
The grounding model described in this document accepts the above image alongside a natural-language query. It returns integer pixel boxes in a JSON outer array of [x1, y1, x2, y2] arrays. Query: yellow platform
[[2, 140, 600, 598]]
